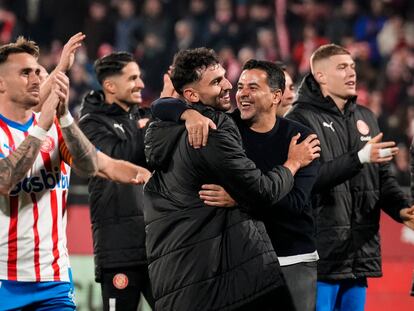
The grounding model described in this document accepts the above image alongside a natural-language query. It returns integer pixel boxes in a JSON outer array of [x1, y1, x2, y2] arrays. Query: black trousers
[[100, 266, 155, 311], [281, 261, 317, 311], [234, 285, 296, 311]]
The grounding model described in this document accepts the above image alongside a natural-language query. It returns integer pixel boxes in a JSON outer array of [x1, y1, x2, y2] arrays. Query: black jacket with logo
[[286, 74, 409, 281], [144, 100, 294, 311], [78, 90, 148, 281]]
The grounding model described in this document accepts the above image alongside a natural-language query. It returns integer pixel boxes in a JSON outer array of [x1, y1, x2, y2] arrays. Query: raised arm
[[55, 72, 98, 177], [36, 32, 85, 112], [0, 82, 61, 194]]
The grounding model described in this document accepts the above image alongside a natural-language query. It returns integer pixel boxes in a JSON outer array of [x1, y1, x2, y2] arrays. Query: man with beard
[[153, 59, 321, 311], [286, 43, 414, 311], [78, 52, 154, 311], [0, 38, 149, 311], [144, 48, 319, 310]]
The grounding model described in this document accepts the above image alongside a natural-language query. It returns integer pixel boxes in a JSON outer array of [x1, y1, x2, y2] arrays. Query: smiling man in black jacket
[[153, 60, 321, 311], [78, 52, 154, 311], [286, 44, 414, 311], [144, 48, 319, 311]]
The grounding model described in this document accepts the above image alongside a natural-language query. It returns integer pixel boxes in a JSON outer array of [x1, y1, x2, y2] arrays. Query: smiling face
[[184, 64, 233, 111], [314, 54, 357, 104], [236, 68, 281, 125], [107, 61, 145, 109], [0, 52, 41, 108]]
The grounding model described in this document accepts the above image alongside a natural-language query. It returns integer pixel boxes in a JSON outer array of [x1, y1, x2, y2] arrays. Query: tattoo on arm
[[0, 136, 42, 194], [61, 123, 98, 177]]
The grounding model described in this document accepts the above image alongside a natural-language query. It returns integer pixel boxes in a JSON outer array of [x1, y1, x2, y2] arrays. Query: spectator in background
[[293, 23, 328, 77], [133, 0, 171, 52], [255, 27, 279, 62], [114, 0, 140, 52], [183, 0, 211, 47], [84, 0, 115, 61], [353, 0, 387, 65], [326, 0, 359, 45], [217, 45, 241, 86], [275, 61, 296, 117], [172, 19, 196, 52], [67, 62, 93, 118], [207, 0, 241, 51]]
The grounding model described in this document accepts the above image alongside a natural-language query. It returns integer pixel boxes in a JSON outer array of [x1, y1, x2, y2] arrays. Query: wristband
[[28, 125, 48, 141], [379, 148, 392, 158], [358, 143, 372, 164], [59, 113, 74, 128]]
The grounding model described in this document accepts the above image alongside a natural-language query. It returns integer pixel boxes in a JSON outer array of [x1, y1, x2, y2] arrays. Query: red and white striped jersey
[[0, 112, 72, 282]]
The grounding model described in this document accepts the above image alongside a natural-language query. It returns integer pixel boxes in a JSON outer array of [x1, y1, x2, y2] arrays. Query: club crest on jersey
[[113, 273, 129, 290], [10, 167, 70, 196], [40, 136, 55, 153], [356, 120, 370, 135]]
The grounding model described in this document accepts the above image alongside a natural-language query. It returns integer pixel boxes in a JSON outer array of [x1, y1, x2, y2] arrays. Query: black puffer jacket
[[287, 74, 409, 281], [78, 90, 148, 281], [144, 101, 294, 311]]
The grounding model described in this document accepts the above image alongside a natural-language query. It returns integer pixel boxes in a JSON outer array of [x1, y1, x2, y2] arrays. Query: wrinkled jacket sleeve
[[269, 156, 319, 214], [376, 161, 409, 222], [313, 151, 362, 192], [79, 116, 142, 163], [287, 108, 362, 192], [151, 97, 189, 122], [198, 117, 294, 208]]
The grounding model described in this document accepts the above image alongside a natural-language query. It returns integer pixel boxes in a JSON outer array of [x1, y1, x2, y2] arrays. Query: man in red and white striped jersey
[[0, 37, 150, 310]]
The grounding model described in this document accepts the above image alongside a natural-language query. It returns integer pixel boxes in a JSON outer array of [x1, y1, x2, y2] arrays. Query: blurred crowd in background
[[0, 0, 412, 189]]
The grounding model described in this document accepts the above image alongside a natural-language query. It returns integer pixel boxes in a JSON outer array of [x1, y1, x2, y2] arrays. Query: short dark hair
[[0, 36, 39, 64], [170, 47, 220, 95], [94, 52, 135, 85], [311, 44, 350, 67], [242, 59, 285, 92]]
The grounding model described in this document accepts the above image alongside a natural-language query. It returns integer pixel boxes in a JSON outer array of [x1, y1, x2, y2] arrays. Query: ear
[[314, 71, 326, 85], [103, 79, 116, 94], [272, 89, 282, 107], [0, 77, 6, 93], [183, 87, 199, 104]]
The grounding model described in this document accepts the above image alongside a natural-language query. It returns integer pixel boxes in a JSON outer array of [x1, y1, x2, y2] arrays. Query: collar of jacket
[[296, 73, 357, 117], [80, 90, 140, 119]]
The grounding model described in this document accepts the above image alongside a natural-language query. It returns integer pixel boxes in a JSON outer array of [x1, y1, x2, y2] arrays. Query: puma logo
[[322, 121, 335, 132], [114, 123, 125, 133]]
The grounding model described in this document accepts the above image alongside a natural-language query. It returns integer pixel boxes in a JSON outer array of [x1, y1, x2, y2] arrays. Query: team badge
[[40, 136, 55, 153], [356, 120, 370, 135], [113, 273, 129, 289]]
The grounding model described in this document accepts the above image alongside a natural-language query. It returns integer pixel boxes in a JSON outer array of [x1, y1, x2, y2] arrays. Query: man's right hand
[[181, 109, 217, 148], [56, 32, 85, 72], [160, 71, 179, 98], [284, 133, 320, 175], [37, 78, 65, 131]]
